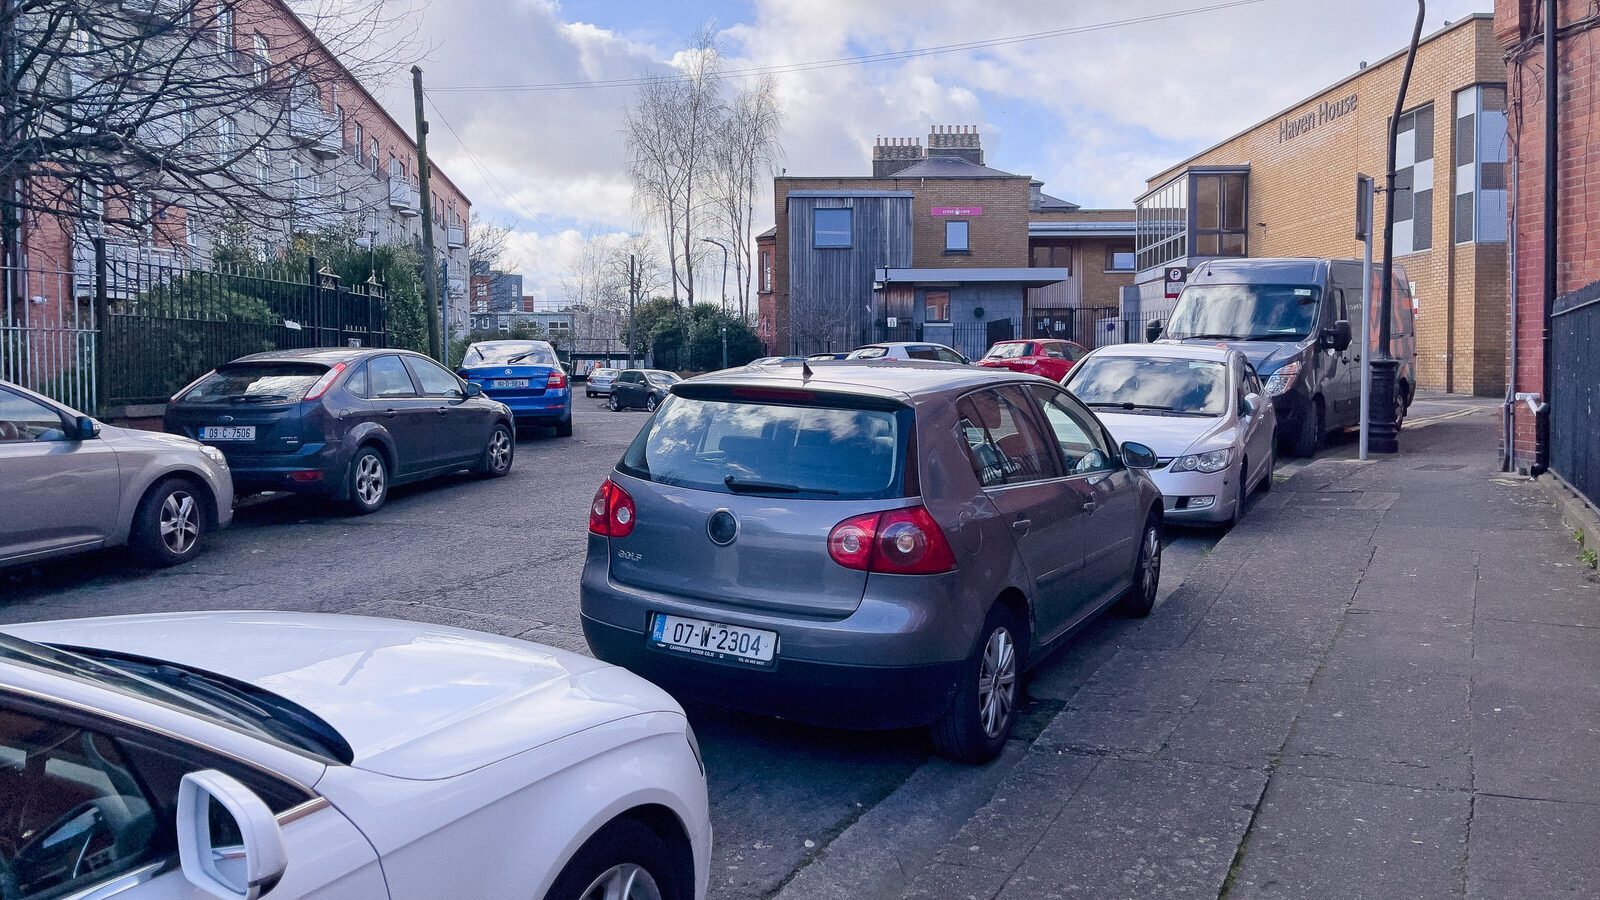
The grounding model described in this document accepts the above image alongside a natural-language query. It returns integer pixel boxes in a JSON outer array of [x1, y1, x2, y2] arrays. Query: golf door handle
[[1082, 500, 1098, 512], [384, 408, 398, 418], [1010, 518, 1032, 534]]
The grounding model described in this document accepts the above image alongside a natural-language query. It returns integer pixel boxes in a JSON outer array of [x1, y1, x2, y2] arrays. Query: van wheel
[[1286, 398, 1323, 458], [1118, 515, 1162, 617], [345, 446, 388, 515], [930, 604, 1020, 764], [130, 479, 207, 567]]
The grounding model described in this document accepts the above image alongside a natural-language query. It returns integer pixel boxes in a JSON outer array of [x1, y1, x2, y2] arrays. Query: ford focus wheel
[[346, 447, 388, 515]]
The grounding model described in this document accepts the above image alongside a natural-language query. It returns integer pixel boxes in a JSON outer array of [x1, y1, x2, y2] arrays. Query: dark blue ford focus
[[458, 340, 573, 437]]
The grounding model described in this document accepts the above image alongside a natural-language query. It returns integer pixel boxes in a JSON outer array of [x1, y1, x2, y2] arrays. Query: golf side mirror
[[176, 770, 288, 900], [75, 415, 100, 440], [463, 382, 484, 398], [1323, 320, 1353, 352], [1121, 441, 1159, 469], [1145, 319, 1164, 343]]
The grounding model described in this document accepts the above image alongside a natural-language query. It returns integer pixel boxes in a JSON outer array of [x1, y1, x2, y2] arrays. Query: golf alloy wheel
[[978, 626, 1017, 739], [355, 453, 385, 506], [578, 864, 663, 900]]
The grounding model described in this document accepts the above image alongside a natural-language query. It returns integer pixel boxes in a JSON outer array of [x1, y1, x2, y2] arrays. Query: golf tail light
[[1263, 362, 1301, 397], [828, 506, 956, 575], [588, 478, 636, 537], [303, 361, 348, 401], [547, 371, 568, 389]]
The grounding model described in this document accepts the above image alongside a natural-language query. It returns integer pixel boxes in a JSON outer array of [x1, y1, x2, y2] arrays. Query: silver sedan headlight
[[1171, 448, 1232, 474], [199, 445, 229, 469]]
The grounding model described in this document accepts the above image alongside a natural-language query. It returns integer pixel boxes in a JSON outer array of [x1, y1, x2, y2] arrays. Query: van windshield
[[1165, 284, 1322, 341], [619, 396, 909, 499]]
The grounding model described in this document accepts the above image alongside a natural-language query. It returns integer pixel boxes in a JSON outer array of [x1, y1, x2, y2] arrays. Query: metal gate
[[1, 265, 97, 412], [1550, 280, 1600, 506]]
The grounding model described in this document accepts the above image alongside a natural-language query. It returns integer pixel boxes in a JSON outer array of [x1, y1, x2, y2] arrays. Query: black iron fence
[[1550, 280, 1600, 506]]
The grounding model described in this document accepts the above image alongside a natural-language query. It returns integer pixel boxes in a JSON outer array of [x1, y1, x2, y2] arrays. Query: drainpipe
[[1504, 153, 1518, 471], [1534, 0, 1557, 477]]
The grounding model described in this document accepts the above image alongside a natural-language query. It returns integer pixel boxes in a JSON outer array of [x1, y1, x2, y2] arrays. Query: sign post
[[1356, 174, 1375, 461], [1163, 266, 1188, 300]]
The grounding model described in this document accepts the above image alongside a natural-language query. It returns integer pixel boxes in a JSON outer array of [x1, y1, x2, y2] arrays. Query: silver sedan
[[0, 380, 233, 568], [1065, 344, 1277, 527]]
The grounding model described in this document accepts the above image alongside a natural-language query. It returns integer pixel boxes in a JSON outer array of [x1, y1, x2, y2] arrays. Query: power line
[[430, 0, 1274, 93]]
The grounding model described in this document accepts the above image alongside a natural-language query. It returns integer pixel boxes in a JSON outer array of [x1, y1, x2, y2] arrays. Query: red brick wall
[[1497, 0, 1600, 470]]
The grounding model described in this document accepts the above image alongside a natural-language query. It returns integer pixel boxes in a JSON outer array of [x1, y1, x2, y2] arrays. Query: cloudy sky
[[370, 0, 1487, 305]]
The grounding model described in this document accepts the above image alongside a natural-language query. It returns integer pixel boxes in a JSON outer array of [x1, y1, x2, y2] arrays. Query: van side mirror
[[1322, 320, 1353, 352], [1145, 319, 1164, 343], [463, 382, 484, 398], [1121, 441, 1159, 469], [177, 770, 288, 900], [75, 416, 100, 440]]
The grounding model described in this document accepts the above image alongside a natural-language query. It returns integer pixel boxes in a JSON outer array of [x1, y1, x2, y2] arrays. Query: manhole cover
[[1413, 463, 1467, 471]]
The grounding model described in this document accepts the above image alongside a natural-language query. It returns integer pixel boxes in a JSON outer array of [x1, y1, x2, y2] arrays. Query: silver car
[[846, 342, 970, 364], [580, 361, 1163, 762], [585, 366, 619, 398], [1065, 344, 1277, 527], [1, 380, 233, 568]]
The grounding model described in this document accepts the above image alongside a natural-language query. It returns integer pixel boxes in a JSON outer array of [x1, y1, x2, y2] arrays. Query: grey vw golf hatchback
[[580, 360, 1164, 762]]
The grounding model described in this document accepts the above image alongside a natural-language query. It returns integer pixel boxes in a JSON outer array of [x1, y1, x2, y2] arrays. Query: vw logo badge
[[707, 509, 739, 546]]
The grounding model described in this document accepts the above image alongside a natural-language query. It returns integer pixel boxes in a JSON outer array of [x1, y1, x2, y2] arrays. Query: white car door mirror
[[1243, 392, 1263, 418], [177, 770, 289, 900]]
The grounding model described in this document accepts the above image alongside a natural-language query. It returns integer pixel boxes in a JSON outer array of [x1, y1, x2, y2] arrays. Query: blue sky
[[387, 0, 1490, 303]]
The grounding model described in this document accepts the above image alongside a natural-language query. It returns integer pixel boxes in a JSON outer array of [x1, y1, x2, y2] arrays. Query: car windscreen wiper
[[1237, 333, 1306, 341], [1174, 333, 1242, 341], [1087, 401, 1177, 411], [723, 474, 836, 495]]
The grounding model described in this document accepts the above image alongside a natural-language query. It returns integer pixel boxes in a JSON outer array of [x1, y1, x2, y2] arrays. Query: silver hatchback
[[580, 361, 1164, 762]]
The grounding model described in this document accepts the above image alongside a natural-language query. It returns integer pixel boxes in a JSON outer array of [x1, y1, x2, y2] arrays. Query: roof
[[788, 190, 916, 198], [679, 359, 1043, 402], [1146, 14, 1493, 186], [756, 225, 777, 239], [889, 157, 1020, 179], [877, 266, 1068, 287], [234, 346, 408, 364], [1087, 343, 1236, 362], [1032, 191, 1081, 211]]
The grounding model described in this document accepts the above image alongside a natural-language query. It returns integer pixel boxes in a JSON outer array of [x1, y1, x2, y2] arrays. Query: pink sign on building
[[930, 206, 982, 216]]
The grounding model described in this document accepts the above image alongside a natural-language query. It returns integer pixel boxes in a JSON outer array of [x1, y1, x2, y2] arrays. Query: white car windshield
[[1068, 357, 1229, 417]]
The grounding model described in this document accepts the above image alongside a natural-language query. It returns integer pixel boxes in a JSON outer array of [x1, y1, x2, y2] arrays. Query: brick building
[[761, 126, 1135, 357], [1134, 14, 1508, 397], [1496, 0, 1600, 504]]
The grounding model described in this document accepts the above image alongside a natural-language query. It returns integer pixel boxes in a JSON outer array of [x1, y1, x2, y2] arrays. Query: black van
[[1149, 258, 1416, 456]]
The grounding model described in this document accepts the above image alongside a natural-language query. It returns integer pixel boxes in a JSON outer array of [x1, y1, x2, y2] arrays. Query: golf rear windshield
[[180, 363, 327, 403], [619, 395, 911, 499]]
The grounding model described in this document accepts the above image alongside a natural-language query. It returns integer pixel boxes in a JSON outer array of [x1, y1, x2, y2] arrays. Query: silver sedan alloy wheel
[[488, 428, 512, 471], [579, 863, 663, 900], [159, 490, 200, 555], [978, 626, 1017, 739], [1140, 525, 1161, 599], [355, 454, 386, 506]]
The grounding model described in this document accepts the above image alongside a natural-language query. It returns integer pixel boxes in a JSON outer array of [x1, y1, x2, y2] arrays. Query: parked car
[[1066, 344, 1276, 528], [458, 340, 573, 437], [846, 342, 970, 364], [1150, 257, 1416, 456], [746, 357, 804, 368], [585, 366, 620, 398], [806, 352, 850, 361], [1, 379, 233, 569], [165, 348, 514, 515], [977, 339, 1090, 381], [0, 611, 711, 900], [580, 361, 1163, 763], [609, 369, 682, 412]]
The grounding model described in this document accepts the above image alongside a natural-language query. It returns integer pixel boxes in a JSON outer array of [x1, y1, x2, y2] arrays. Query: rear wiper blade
[[237, 393, 291, 402], [723, 474, 836, 495]]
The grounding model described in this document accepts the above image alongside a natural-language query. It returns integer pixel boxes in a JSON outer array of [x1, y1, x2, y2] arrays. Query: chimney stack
[[927, 125, 983, 165], [872, 135, 925, 177]]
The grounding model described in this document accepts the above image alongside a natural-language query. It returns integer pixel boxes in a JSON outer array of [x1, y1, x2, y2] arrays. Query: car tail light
[[547, 371, 568, 389], [303, 362, 348, 401], [828, 506, 956, 575], [589, 478, 636, 537]]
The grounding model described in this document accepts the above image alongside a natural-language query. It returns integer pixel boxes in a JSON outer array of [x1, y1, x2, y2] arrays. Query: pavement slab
[[1467, 795, 1600, 898]]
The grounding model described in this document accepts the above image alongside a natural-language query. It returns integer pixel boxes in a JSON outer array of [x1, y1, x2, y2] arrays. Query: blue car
[[458, 340, 572, 437]]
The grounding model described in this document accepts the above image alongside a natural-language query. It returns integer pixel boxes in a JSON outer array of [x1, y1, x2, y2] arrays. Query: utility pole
[[627, 254, 638, 368], [412, 65, 441, 361], [1356, 174, 1375, 461], [1370, 0, 1424, 454]]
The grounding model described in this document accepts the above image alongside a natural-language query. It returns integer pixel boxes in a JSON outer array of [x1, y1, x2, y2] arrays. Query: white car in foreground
[[1065, 343, 1276, 527], [0, 611, 710, 900]]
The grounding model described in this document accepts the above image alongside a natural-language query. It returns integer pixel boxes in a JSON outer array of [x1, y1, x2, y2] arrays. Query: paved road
[[2, 397, 1228, 899]]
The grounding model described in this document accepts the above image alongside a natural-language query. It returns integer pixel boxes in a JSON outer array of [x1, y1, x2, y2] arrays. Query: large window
[[813, 208, 852, 248], [1453, 85, 1507, 244], [759, 248, 773, 292], [1392, 103, 1435, 254], [1030, 240, 1072, 269], [1191, 172, 1248, 257], [944, 220, 970, 252], [1135, 168, 1247, 272], [1135, 174, 1187, 272], [1105, 244, 1135, 271], [925, 290, 951, 322]]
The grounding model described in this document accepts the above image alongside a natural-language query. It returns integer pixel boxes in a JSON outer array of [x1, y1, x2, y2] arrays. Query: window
[[944, 220, 970, 253], [254, 147, 269, 185], [1030, 240, 1072, 270], [217, 116, 236, 160], [1190, 171, 1248, 258], [1135, 173, 1188, 272], [369, 139, 380, 174], [367, 355, 416, 397], [955, 387, 1062, 487], [759, 248, 773, 292], [1027, 384, 1115, 474], [216, 4, 232, 50], [79, 181, 103, 221], [813, 208, 852, 248], [0, 389, 69, 442], [403, 356, 463, 397], [925, 290, 950, 322], [251, 33, 269, 85], [1453, 85, 1507, 245], [1105, 245, 1135, 271], [353, 122, 364, 161], [1392, 103, 1435, 253]]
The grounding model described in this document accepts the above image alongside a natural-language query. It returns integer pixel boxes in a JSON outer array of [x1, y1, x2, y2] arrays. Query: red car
[[976, 339, 1089, 382]]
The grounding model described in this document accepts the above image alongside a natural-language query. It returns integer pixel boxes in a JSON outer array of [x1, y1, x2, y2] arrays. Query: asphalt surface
[[1, 395, 1228, 899]]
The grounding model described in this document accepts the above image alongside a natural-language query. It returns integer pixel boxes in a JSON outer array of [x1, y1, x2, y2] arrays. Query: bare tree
[[468, 211, 516, 274], [0, 0, 425, 279], [622, 25, 723, 308], [709, 75, 782, 319]]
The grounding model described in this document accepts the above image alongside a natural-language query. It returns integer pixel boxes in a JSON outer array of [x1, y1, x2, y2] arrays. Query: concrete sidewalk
[[906, 397, 1600, 899]]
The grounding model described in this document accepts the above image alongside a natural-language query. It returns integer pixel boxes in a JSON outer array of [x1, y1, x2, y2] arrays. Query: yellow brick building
[[1134, 14, 1508, 395]]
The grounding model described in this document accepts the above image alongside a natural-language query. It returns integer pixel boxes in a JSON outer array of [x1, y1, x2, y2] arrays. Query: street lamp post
[[1371, 0, 1426, 454], [702, 237, 731, 369]]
